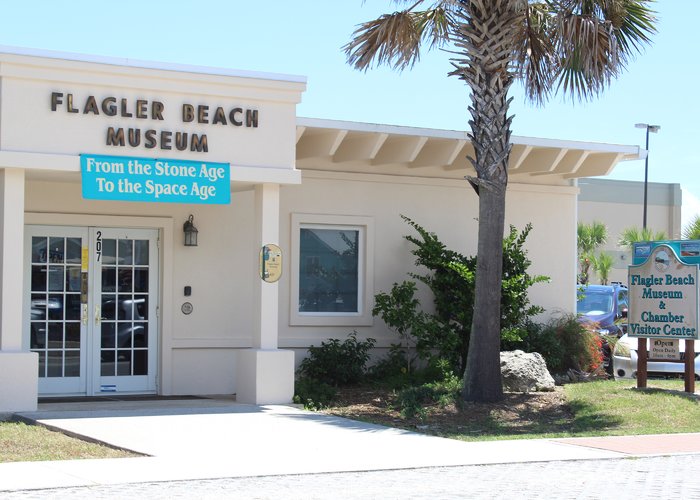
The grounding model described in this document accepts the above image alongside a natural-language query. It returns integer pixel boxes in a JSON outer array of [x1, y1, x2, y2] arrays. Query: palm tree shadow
[[457, 397, 624, 438], [632, 386, 700, 402]]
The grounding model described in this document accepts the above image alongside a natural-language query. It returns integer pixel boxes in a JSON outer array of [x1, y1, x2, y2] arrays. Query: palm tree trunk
[[452, 0, 521, 402], [463, 183, 506, 402]]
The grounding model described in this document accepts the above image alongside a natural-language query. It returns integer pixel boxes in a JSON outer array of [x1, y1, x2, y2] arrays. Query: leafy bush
[[394, 373, 462, 420], [376, 216, 548, 375], [297, 331, 376, 386], [551, 315, 603, 373], [503, 314, 605, 376], [368, 347, 455, 390], [372, 281, 458, 373], [293, 377, 338, 410], [368, 343, 410, 380], [501, 319, 565, 370]]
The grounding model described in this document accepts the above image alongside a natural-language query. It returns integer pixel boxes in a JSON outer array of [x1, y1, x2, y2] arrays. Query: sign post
[[628, 243, 698, 393], [686, 339, 695, 393]]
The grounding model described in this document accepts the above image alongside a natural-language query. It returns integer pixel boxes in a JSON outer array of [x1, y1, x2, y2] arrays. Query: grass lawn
[[563, 379, 700, 437], [0, 420, 136, 462], [325, 378, 700, 442], [446, 379, 700, 441]]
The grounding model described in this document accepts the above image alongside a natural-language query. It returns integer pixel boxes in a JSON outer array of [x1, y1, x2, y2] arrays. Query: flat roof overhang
[[296, 118, 642, 180]]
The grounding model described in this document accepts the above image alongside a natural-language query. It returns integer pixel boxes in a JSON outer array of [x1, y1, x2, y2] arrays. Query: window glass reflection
[[133, 350, 147, 375], [102, 239, 116, 265], [64, 350, 80, 377], [31, 265, 47, 291], [32, 237, 47, 263], [118, 269, 133, 293], [48, 238, 64, 263], [101, 350, 115, 376], [102, 267, 116, 293], [48, 266, 64, 291], [117, 350, 132, 376], [134, 240, 149, 265], [298, 228, 360, 313], [66, 238, 82, 264], [47, 351, 62, 377], [118, 239, 133, 265], [65, 323, 80, 349], [101, 323, 116, 349]]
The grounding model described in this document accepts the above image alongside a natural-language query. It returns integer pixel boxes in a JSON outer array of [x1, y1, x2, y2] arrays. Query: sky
[[0, 1, 698, 226]]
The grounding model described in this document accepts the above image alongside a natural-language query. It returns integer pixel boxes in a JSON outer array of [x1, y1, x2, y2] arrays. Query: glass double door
[[24, 226, 159, 396]]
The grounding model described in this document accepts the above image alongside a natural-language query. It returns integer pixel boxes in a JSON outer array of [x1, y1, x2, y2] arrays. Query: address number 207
[[95, 230, 102, 262]]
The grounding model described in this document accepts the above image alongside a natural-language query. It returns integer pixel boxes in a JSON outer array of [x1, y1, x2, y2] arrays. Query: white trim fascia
[[0, 45, 307, 84], [298, 117, 471, 140], [301, 169, 579, 195], [297, 117, 642, 159]]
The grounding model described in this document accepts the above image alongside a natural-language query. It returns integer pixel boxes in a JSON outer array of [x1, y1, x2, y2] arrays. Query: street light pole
[[635, 123, 660, 230]]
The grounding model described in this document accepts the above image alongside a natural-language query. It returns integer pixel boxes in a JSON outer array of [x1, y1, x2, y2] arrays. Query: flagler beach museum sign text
[[50, 92, 260, 153], [628, 245, 699, 340]]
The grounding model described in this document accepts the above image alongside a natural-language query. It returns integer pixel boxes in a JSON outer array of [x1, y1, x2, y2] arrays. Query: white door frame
[[24, 213, 174, 396]]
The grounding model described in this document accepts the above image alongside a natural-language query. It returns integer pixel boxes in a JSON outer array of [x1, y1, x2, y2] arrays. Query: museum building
[[0, 47, 641, 412]]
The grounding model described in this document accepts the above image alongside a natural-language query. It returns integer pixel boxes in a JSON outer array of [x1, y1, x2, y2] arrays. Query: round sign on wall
[[260, 244, 283, 283]]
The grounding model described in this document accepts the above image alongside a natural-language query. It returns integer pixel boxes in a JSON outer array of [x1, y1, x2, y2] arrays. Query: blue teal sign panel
[[633, 240, 700, 266], [81, 154, 230, 204]]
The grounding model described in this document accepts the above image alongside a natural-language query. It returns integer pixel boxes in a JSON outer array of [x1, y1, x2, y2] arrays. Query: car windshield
[[577, 290, 613, 315]]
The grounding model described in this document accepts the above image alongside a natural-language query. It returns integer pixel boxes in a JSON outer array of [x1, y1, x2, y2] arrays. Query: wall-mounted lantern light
[[183, 214, 198, 247]]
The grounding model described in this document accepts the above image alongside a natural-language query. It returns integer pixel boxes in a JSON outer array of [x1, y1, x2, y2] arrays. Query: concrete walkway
[[2, 397, 700, 493]]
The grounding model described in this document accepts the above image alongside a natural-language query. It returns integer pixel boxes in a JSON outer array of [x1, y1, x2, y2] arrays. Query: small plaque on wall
[[260, 244, 282, 283]]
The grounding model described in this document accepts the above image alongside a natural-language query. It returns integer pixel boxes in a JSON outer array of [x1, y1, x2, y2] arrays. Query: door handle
[[95, 305, 101, 326], [81, 303, 88, 326]]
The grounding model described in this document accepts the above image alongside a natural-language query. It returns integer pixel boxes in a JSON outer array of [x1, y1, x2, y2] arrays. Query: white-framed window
[[290, 213, 374, 326]]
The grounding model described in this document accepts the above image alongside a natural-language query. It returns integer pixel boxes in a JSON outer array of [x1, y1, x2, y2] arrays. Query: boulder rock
[[500, 350, 555, 393]]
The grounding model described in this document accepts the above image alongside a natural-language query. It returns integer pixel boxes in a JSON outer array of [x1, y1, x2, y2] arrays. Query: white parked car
[[612, 334, 700, 379]]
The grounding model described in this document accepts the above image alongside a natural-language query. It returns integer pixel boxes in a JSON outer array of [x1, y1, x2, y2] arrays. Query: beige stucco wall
[[278, 171, 578, 360]]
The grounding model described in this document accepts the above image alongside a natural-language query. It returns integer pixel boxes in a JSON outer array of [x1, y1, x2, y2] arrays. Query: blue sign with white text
[[81, 154, 231, 204]]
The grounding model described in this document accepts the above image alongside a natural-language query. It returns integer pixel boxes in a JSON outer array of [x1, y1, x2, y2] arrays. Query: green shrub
[[293, 377, 338, 410], [372, 281, 458, 373], [368, 343, 410, 380], [394, 373, 462, 420], [297, 331, 376, 386], [503, 315, 605, 376], [368, 347, 455, 390], [375, 216, 548, 375], [501, 319, 565, 371], [550, 314, 603, 373]]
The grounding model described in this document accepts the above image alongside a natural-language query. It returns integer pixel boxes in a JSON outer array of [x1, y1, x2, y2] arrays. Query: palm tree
[[345, 1, 656, 402], [577, 221, 608, 284], [683, 215, 700, 240], [618, 226, 667, 250], [591, 251, 614, 284]]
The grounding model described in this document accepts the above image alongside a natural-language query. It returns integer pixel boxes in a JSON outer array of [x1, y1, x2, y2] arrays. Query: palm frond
[[555, 11, 619, 99], [550, 0, 656, 101], [344, 11, 423, 71], [344, 2, 457, 71], [618, 226, 667, 250], [513, 2, 557, 104], [682, 215, 700, 240]]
